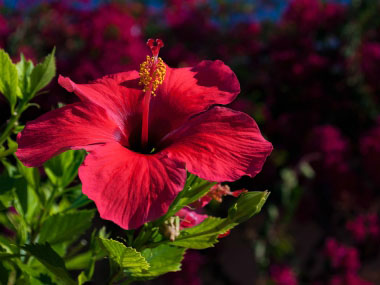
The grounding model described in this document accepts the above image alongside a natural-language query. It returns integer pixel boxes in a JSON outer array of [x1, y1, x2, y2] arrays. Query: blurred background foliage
[[1, 0, 380, 284]]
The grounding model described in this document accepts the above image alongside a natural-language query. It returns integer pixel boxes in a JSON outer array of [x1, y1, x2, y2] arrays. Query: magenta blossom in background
[[282, 0, 323, 33], [325, 238, 360, 272], [16, 40, 272, 230], [307, 125, 349, 173], [72, 3, 148, 80], [329, 272, 373, 285], [361, 43, 380, 91], [270, 265, 298, 285], [346, 214, 380, 242], [360, 119, 380, 187]]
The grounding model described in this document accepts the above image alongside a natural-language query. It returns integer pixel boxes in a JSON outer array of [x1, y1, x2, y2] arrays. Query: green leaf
[[0, 49, 20, 111], [13, 177, 28, 216], [77, 271, 89, 285], [0, 168, 16, 195], [11, 174, 40, 224], [44, 150, 85, 188], [17, 159, 40, 190], [169, 191, 269, 249], [130, 245, 185, 279], [39, 210, 95, 244], [29, 48, 56, 98], [98, 238, 149, 273], [65, 251, 92, 270], [155, 174, 215, 224], [228, 191, 270, 223], [16, 54, 34, 96], [0, 252, 21, 260], [63, 193, 91, 212], [170, 217, 236, 249], [22, 243, 75, 285]]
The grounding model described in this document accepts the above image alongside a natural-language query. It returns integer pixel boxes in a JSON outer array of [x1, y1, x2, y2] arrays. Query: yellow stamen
[[138, 55, 166, 96]]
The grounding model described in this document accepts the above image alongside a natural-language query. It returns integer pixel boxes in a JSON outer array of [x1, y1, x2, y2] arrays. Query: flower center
[[139, 38, 166, 151]]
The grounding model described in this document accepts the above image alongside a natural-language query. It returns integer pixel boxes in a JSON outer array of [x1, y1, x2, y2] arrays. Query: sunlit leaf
[[130, 245, 185, 279], [170, 191, 269, 249], [39, 210, 95, 244], [16, 54, 34, 96], [29, 48, 56, 98], [98, 238, 149, 273], [0, 49, 20, 111], [170, 217, 235, 249]]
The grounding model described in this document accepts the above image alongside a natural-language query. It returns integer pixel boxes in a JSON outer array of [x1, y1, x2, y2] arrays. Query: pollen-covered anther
[[138, 55, 166, 96]]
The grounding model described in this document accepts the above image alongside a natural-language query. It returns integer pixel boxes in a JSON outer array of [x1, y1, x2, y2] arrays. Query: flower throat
[[139, 38, 166, 151]]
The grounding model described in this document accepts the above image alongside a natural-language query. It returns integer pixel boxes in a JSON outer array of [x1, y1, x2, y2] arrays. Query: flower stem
[[0, 100, 28, 146], [0, 145, 18, 158]]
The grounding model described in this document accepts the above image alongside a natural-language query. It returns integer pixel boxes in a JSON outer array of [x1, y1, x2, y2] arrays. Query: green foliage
[[44, 150, 85, 188], [17, 159, 40, 190], [171, 217, 235, 249], [77, 271, 89, 285], [16, 54, 34, 96], [228, 191, 270, 223], [99, 238, 150, 273], [130, 245, 186, 279], [39, 210, 95, 244], [156, 173, 216, 224], [170, 191, 269, 249], [0, 50, 20, 112], [29, 47, 56, 98], [22, 243, 75, 285]]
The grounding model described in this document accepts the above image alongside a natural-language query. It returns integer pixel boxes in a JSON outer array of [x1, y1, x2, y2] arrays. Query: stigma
[[139, 38, 166, 96]]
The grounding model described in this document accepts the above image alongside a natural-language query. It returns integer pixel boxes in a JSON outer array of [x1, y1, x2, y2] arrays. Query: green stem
[[0, 145, 18, 158], [0, 100, 28, 146], [30, 185, 59, 245]]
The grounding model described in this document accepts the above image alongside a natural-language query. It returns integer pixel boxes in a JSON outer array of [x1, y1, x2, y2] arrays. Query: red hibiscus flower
[[16, 39, 273, 229]]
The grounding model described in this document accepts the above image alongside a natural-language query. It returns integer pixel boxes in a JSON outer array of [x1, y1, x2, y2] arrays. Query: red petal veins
[[79, 142, 187, 230], [160, 106, 273, 182], [58, 73, 143, 142], [16, 103, 119, 167], [148, 60, 241, 143]]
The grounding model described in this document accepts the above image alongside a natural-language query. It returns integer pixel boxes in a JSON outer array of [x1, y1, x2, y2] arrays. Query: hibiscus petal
[[148, 60, 241, 142], [16, 103, 119, 167], [160, 106, 273, 182], [79, 142, 187, 229], [58, 72, 143, 138]]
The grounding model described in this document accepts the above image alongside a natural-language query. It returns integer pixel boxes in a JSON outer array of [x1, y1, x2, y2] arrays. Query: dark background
[[1, 0, 379, 284]]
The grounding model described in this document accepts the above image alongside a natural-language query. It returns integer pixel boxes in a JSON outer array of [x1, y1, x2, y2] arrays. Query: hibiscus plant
[[0, 40, 272, 284]]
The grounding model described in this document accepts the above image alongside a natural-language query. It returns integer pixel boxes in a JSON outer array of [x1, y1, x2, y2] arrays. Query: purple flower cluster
[[325, 238, 373, 285]]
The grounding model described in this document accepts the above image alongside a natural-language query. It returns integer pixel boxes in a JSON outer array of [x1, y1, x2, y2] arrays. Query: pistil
[[139, 39, 166, 150]]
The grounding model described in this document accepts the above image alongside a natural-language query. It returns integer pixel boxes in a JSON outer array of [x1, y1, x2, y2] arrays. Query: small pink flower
[[176, 208, 207, 229], [347, 214, 380, 242], [193, 184, 248, 208]]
